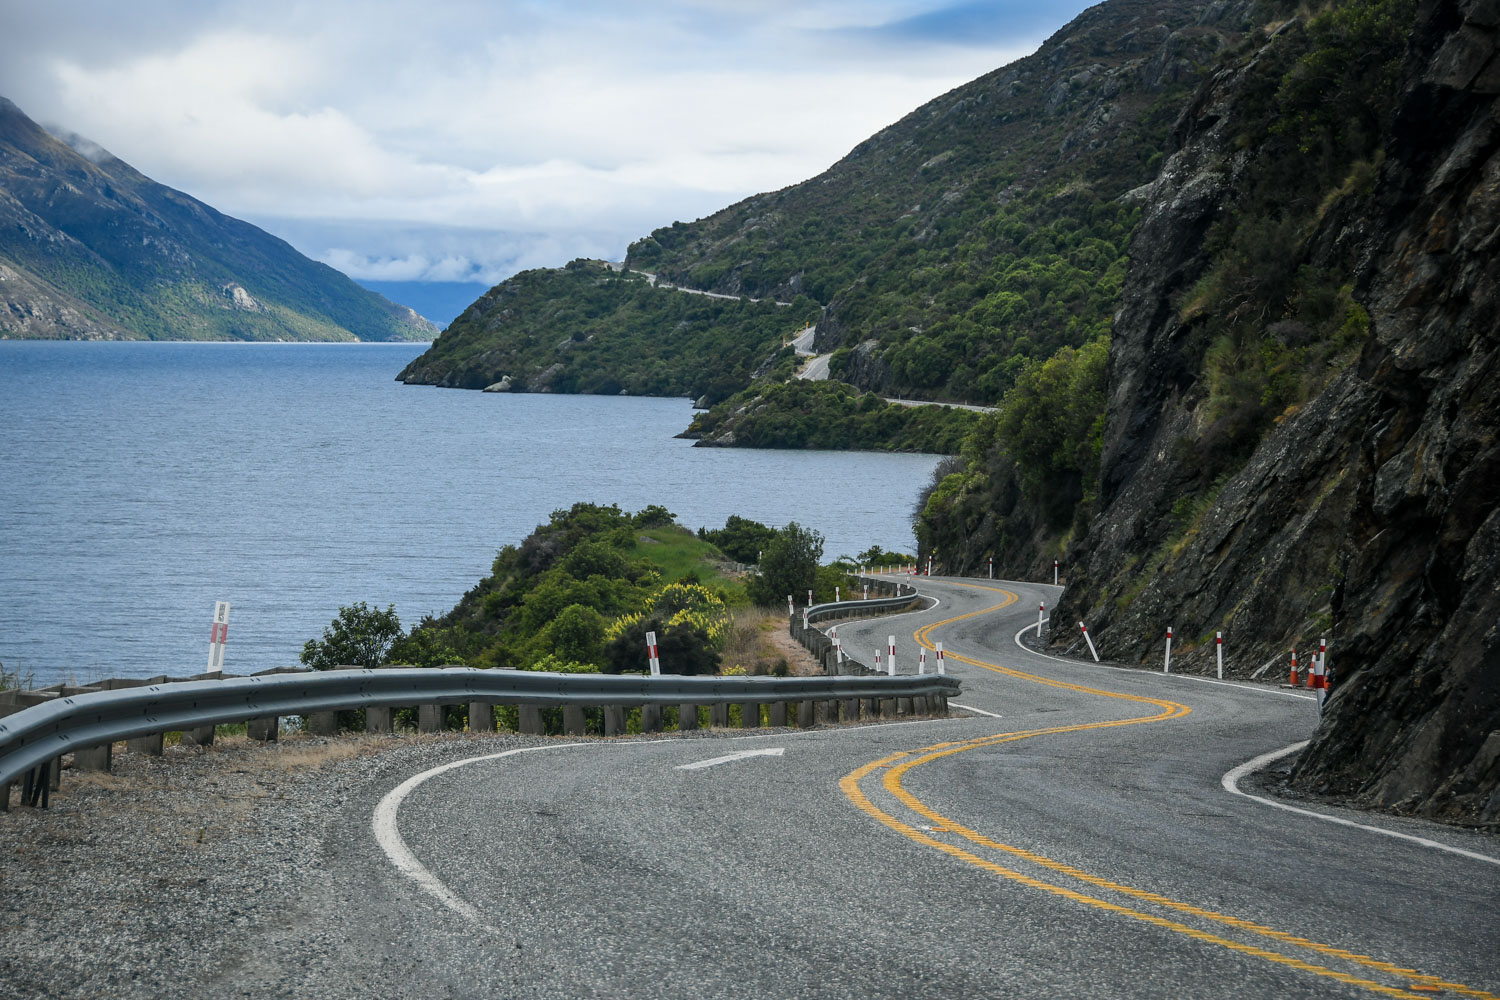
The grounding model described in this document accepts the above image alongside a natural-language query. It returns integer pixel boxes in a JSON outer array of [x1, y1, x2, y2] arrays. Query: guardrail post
[[768, 701, 788, 727], [641, 704, 663, 733], [181, 725, 215, 747], [898, 696, 915, 717], [519, 705, 545, 735], [247, 717, 279, 742], [468, 701, 496, 732], [604, 705, 626, 736], [880, 697, 897, 718], [840, 698, 859, 722], [366, 706, 394, 733], [678, 704, 699, 731], [796, 700, 814, 727], [305, 711, 339, 736], [74, 743, 113, 772], [739, 702, 760, 729], [126, 732, 164, 756], [563, 706, 587, 736], [418, 704, 447, 733], [816, 700, 837, 725]]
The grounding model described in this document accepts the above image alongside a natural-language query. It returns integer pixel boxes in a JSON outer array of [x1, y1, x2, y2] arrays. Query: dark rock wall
[[1055, 0, 1500, 824]]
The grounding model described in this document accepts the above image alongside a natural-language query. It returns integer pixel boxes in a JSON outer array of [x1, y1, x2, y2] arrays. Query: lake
[[0, 341, 942, 685]]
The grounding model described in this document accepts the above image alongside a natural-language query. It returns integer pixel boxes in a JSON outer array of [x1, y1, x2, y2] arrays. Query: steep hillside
[[627, 0, 1254, 403], [1033, 0, 1499, 825], [400, 0, 1253, 430], [0, 98, 435, 342]]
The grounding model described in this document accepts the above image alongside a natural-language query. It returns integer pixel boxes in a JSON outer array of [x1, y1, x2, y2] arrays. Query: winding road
[[248, 578, 1498, 998]]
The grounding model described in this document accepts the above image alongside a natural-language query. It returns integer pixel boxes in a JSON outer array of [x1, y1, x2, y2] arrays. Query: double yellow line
[[840, 584, 1492, 999]]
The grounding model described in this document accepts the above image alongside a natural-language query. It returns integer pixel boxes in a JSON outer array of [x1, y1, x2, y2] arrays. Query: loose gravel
[[0, 730, 562, 1000]]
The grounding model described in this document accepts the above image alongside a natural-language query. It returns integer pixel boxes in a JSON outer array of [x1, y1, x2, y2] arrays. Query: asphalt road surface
[[244, 577, 1500, 998]]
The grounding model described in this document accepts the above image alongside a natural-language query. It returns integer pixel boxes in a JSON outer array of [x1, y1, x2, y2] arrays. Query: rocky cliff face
[[1054, 0, 1500, 825]]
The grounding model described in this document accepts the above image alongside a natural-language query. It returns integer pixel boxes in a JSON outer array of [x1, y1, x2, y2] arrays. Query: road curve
[[251, 577, 1497, 998]]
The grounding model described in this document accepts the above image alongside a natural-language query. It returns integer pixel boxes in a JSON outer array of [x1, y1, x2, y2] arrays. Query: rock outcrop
[[1054, 0, 1500, 825]]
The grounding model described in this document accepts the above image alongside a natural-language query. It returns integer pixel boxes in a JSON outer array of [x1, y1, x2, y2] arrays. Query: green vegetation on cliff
[[398, 262, 818, 401], [683, 379, 979, 453], [916, 0, 1418, 575]]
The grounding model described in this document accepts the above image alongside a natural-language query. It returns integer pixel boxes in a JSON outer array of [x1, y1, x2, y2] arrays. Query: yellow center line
[[840, 582, 1494, 1000]]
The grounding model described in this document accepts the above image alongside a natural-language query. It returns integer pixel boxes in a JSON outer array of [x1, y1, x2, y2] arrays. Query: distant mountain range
[[0, 97, 435, 341]]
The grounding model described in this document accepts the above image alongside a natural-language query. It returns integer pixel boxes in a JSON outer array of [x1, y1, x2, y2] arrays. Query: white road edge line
[[1011, 618, 1317, 701], [1222, 742, 1500, 867], [676, 747, 785, 770], [950, 702, 1003, 718], [372, 743, 586, 929]]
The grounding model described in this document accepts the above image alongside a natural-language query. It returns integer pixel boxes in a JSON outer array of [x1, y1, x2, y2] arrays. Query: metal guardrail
[[0, 667, 961, 787]]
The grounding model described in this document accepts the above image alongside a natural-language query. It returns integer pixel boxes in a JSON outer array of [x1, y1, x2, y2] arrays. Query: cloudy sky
[[0, 1, 1091, 310]]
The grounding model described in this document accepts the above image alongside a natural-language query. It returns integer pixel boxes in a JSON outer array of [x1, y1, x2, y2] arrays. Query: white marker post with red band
[[1039, 601, 1046, 631], [887, 635, 897, 676], [1216, 632, 1224, 679], [936, 642, 945, 675], [787, 595, 794, 618], [207, 601, 230, 673], [1079, 622, 1099, 662], [918, 647, 927, 674], [646, 630, 661, 676], [835, 586, 840, 603], [1164, 626, 1173, 674], [988, 556, 993, 580], [863, 584, 869, 600], [1054, 559, 1059, 586]]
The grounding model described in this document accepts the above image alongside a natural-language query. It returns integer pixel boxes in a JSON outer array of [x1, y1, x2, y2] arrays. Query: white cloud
[[0, 1, 1086, 285]]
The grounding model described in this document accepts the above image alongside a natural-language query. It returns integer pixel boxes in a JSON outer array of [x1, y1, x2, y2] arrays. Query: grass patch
[[625, 525, 748, 604]]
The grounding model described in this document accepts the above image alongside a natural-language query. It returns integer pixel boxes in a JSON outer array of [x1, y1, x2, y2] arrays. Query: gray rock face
[[1056, 0, 1500, 824]]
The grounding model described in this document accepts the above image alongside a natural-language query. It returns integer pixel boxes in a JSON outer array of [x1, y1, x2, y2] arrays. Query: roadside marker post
[[1216, 632, 1224, 679], [988, 556, 993, 580], [1054, 559, 1059, 586], [835, 586, 840, 603], [645, 631, 661, 676], [936, 642, 945, 675], [918, 647, 927, 674], [787, 595, 794, 618], [874, 649, 882, 672], [1079, 622, 1099, 662], [1039, 601, 1046, 631], [207, 601, 230, 673], [863, 584, 869, 600], [807, 589, 814, 608], [887, 635, 897, 676], [1164, 626, 1173, 674]]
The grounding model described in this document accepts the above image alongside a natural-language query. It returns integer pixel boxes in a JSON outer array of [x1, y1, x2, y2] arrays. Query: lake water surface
[[0, 341, 941, 685]]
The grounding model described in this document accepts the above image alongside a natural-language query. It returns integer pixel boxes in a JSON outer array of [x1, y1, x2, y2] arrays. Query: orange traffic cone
[[1289, 650, 1300, 687]]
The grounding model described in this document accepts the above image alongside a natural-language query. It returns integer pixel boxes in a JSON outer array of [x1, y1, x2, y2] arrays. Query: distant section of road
[[884, 396, 996, 413]]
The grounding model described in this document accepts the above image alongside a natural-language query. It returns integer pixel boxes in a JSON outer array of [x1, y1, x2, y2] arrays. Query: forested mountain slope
[[0, 98, 434, 342]]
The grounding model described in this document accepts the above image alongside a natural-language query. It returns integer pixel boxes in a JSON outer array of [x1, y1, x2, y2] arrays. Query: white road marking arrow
[[676, 747, 786, 771]]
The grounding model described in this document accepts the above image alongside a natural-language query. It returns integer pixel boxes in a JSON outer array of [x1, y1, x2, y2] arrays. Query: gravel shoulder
[[0, 730, 555, 999]]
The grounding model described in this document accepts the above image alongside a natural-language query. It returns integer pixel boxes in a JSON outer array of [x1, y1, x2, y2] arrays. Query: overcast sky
[[0, 1, 1092, 287]]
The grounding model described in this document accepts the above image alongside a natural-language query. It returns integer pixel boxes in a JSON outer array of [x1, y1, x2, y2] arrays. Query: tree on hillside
[[747, 522, 824, 607], [301, 602, 403, 670], [698, 515, 779, 564]]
